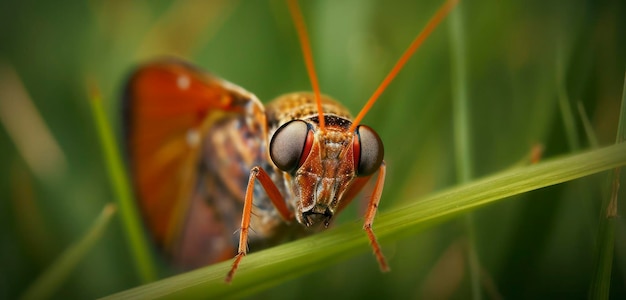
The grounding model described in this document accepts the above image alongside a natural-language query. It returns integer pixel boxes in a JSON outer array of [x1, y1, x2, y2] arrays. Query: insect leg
[[362, 161, 389, 272], [226, 166, 293, 283]]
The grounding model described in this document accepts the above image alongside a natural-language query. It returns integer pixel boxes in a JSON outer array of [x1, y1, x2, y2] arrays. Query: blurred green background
[[1, 0, 625, 298]]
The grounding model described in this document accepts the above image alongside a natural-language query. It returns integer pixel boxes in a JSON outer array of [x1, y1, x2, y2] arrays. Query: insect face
[[267, 93, 384, 228]]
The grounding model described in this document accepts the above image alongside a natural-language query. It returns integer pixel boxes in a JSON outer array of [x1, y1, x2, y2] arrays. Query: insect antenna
[[349, 0, 459, 132], [287, 0, 326, 132]]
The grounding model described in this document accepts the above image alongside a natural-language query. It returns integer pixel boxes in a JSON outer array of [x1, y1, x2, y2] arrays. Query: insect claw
[[364, 223, 390, 272], [225, 252, 245, 284]]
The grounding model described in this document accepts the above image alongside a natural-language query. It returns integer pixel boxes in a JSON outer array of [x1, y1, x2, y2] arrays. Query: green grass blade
[[450, 0, 471, 183], [589, 199, 616, 300], [577, 101, 600, 149], [589, 72, 626, 299], [616, 72, 626, 145], [89, 91, 157, 283], [449, 3, 481, 299], [21, 204, 117, 300], [103, 143, 626, 299], [556, 49, 581, 150]]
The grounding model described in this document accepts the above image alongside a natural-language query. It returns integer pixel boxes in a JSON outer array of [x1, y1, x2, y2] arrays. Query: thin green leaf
[[577, 101, 600, 149], [589, 71, 626, 299], [449, 2, 481, 299], [556, 48, 580, 150], [89, 91, 157, 283], [104, 143, 626, 299], [21, 204, 117, 300]]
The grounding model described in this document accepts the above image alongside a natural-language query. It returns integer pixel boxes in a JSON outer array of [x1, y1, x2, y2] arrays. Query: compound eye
[[270, 120, 314, 172], [352, 125, 384, 176]]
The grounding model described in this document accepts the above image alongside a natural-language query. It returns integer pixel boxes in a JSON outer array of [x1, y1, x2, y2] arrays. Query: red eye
[[352, 125, 384, 176], [270, 120, 314, 172]]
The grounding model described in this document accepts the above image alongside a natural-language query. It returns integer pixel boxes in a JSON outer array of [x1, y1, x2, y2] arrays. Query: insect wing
[[123, 59, 266, 267]]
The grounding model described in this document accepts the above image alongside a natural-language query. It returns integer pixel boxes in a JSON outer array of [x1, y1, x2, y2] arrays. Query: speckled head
[[267, 93, 384, 227]]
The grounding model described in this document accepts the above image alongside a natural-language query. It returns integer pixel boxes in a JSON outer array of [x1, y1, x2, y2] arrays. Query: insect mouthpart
[[301, 206, 334, 228]]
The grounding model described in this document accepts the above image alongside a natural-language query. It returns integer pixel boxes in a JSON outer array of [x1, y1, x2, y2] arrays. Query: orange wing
[[123, 59, 266, 260]]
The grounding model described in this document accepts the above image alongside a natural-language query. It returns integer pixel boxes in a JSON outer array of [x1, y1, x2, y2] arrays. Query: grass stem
[[104, 143, 626, 299], [588, 71, 626, 299], [89, 90, 157, 283]]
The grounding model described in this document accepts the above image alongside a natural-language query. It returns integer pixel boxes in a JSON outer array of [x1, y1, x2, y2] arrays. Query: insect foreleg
[[363, 161, 389, 272], [226, 166, 293, 283]]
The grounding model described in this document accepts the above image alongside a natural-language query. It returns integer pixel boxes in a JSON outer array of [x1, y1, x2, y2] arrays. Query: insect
[[123, 0, 457, 283]]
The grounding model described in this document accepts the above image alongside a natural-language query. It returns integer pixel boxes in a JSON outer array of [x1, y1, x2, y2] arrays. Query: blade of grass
[[450, 0, 471, 183], [103, 143, 626, 299], [449, 2, 481, 299], [556, 48, 581, 150], [577, 101, 600, 149], [21, 204, 117, 300], [589, 71, 626, 299], [0, 64, 67, 183], [89, 89, 157, 283]]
